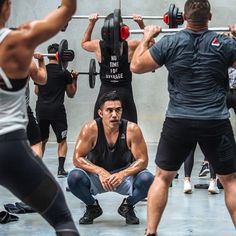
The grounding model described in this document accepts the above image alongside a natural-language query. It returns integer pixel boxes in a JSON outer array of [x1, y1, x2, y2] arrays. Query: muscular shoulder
[[126, 121, 142, 139], [80, 120, 98, 144]]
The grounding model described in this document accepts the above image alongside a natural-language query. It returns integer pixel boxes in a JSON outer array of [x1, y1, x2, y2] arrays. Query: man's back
[[37, 64, 70, 105], [150, 30, 236, 119]]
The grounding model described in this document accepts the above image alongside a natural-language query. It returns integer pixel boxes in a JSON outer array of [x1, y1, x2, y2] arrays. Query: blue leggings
[[67, 168, 154, 206]]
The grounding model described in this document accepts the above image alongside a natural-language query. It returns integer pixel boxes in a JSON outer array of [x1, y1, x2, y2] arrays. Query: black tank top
[[99, 41, 132, 87], [87, 118, 134, 172]]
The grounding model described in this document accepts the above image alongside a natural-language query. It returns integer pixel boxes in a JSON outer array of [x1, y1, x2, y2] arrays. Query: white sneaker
[[208, 180, 220, 194], [183, 180, 192, 194]]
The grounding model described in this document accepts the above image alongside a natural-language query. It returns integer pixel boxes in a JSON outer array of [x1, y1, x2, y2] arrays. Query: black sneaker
[[198, 163, 210, 177], [118, 198, 139, 224], [79, 200, 103, 224], [57, 168, 68, 178]]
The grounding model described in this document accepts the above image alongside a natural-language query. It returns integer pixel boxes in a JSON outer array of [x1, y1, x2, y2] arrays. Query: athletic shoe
[[79, 200, 103, 224], [57, 168, 68, 178], [118, 198, 139, 224], [198, 162, 210, 177], [208, 180, 220, 194], [183, 180, 192, 194]]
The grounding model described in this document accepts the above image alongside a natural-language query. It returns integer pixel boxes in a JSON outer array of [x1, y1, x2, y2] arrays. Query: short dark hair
[[47, 43, 59, 60], [184, 0, 211, 25], [98, 91, 122, 109], [47, 43, 59, 53]]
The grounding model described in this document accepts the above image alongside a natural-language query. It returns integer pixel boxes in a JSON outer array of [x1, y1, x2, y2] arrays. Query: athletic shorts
[[26, 106, 41, 146], [38, 116, 68, 143], [155, 117, 236, 175]]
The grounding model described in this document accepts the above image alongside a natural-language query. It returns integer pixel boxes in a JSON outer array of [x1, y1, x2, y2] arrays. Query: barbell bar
[[41, 53, 59, 59], [72, 15, 164, 20], [129, 27, 230, 34]]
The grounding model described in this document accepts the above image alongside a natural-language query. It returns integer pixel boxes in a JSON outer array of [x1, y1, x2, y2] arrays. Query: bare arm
[[23, 0, 76, 48], [130, 25, 162, 74], [34, 85, 39, 96], [0, 0, 76, 80], [133, 15, 146, 29], [66, 70, 79, 98], [29, 52, 47, 85], [106, 122, 148, 188], [73, 121, 113, 191], [121, 122, 148, 177], [81, 13, 100, 52]]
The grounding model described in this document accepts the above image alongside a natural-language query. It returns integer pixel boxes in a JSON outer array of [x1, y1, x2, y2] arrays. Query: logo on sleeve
[[212, 37, 220, 47]]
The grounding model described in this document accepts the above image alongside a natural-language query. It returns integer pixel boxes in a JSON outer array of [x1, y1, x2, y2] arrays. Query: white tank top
[[0, 28, 28, 135]]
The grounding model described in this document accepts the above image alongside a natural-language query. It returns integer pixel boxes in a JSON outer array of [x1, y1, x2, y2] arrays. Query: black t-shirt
[[36, 63, 72, 119]]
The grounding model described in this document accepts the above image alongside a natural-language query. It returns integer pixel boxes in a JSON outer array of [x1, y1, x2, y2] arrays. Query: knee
[[67, 169, 89, 189], [134, 171, 154, 190], [218, 172, 236, 189]]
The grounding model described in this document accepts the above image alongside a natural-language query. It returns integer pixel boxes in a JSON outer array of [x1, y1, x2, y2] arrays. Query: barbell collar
[[129, 27, 230, 34], [72, 15, 163, 20]]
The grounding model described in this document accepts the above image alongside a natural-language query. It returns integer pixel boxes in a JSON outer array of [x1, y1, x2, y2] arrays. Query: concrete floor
[[0, 143, 235, 236]]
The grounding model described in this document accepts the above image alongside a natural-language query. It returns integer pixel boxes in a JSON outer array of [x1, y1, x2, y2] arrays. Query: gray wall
[[8, 0, 236, 142]]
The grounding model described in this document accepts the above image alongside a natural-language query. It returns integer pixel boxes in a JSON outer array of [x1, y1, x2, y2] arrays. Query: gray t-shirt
[[149, 29, 236, 120]]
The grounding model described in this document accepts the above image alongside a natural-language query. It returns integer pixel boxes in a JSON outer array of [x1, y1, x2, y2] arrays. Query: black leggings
[[184, 143, 216, 179], [0, 130, 79, 236]]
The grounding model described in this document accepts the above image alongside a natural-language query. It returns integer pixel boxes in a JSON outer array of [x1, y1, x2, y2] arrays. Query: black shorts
[[156, 117, 236, 175], [38, 116, 68, 143], [94, 84, 137, 123], [26, 106, 41, 146]]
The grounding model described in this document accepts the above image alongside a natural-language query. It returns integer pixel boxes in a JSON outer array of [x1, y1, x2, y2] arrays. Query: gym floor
[[0, 143, 235, 236]]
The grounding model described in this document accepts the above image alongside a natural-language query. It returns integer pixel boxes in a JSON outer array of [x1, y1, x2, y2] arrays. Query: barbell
[[40, 39, 75, 71], [129, 27, 230, 34], [79, 59, 99, 89], [72, 15, 164, 20], [63, 4, 183, 30]]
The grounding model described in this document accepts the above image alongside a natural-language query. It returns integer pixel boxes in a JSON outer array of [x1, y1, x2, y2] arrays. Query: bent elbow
[[130, 62, 142, 74]]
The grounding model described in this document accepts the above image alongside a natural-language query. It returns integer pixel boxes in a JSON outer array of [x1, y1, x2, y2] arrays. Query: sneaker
[[198, 162, 210, 177], [79, 200, 103, 224], [57, 168, 68, 178], [118, 198, 139, 224], [208, 180, 220, 194], [183, 180, 192, 194]]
